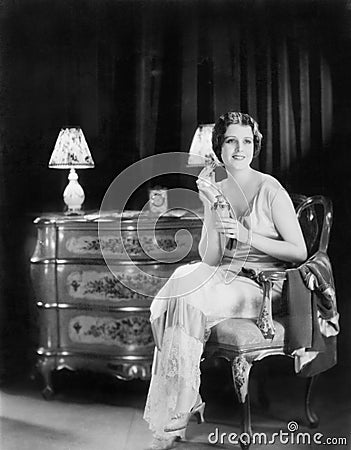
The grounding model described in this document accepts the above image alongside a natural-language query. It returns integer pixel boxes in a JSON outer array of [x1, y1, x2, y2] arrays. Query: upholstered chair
[[203, 195, 335, 450]]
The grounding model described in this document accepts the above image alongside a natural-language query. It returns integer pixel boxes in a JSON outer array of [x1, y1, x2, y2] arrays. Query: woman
[[143, 112, 307, 449]]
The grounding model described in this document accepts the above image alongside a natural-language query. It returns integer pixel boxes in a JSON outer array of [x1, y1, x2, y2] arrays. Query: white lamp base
[[63, 168, 85, 215]]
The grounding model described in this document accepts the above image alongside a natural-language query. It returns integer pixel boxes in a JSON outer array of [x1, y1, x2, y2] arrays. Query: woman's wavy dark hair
[[212, 112, 263, 163]]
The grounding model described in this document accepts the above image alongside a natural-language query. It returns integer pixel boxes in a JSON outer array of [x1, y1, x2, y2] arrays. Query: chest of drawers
[[30, 212, 202, 398]]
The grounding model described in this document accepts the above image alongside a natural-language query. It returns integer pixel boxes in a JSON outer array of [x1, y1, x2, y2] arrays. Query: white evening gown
[[143, 174, 289, 438]]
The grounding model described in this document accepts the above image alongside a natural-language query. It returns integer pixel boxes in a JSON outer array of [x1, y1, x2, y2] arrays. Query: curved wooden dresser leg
[[232, 355, 253, 449], [305, 375, 319, 428], [37, 357, 55, 400]]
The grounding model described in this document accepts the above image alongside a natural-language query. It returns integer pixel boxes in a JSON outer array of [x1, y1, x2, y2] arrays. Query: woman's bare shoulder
[[259, 172, 286, 192]]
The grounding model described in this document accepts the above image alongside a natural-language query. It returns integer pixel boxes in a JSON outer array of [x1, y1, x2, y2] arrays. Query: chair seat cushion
[[208, 318, 286, 351]]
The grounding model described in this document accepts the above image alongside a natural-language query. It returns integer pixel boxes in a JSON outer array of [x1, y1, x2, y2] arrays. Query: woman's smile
[[232, 153, 246, 160]]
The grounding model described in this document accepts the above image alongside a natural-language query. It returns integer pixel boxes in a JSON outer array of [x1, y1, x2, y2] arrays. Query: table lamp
[[49, 126, 95, 214]]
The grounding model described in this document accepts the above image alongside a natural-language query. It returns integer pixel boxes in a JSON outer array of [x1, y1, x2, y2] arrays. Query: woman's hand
[[196, 164, 221, 206], [215, 217, 250, 244]]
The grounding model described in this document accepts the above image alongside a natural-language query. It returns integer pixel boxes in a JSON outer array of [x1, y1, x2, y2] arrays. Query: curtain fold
[[136, 4, 164, 159], [180, 11, 199, 154], [298, 47, 312, 159], [320, 55, 333, 148], [277, 34, 296, 173]]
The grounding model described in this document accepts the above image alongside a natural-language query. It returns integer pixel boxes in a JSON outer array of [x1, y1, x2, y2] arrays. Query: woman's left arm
[[216, 189, 307, 264], [250, 189, 307, 264]]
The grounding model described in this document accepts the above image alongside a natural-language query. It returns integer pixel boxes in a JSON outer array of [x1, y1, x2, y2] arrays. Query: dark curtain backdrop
[[1, 0, 351, 376], [0, 0, 339, 212]]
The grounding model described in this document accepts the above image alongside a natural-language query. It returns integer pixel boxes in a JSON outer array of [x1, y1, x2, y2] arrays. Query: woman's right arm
[[198, 202, 224, 265], [196, 168, 226, 265]]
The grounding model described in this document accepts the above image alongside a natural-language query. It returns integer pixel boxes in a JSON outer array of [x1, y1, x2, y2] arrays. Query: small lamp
[[187, 123, 221, 167], [49, 126, 95, 214]]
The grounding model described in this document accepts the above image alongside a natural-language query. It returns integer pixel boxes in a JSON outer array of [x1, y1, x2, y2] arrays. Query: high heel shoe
[[164, 402, 206, 433], [147, 430, 185, 450]]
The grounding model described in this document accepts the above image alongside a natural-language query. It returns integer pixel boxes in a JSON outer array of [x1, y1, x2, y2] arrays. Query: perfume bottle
[[213, 194, 234, 252], [212, 194, 231, 218]]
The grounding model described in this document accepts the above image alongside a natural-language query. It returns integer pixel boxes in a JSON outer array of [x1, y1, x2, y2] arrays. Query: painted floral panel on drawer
[[69, 315, 153, 347], [65, 233, 199, 257], [67, 270, 166, 300]]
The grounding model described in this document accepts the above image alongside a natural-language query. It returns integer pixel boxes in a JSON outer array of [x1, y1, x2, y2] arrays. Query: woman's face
[[221, 124, 254, 170]]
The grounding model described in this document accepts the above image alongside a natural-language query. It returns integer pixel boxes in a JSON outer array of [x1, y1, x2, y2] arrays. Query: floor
[[0, 359, 350, 450]]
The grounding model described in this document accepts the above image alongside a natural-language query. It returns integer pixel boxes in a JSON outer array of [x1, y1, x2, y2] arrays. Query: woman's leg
[[144, 262, 213, 438], [144, 324, 204, 438]]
